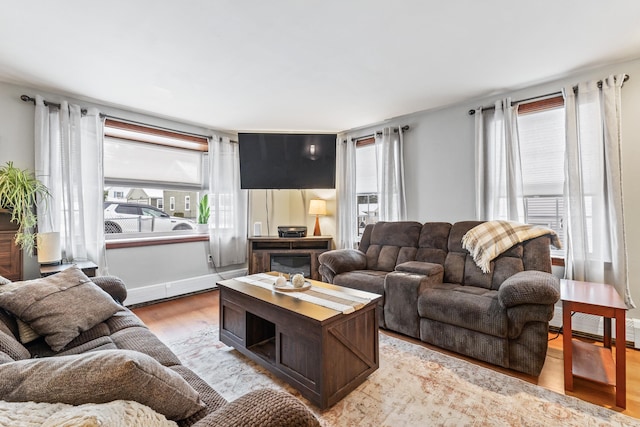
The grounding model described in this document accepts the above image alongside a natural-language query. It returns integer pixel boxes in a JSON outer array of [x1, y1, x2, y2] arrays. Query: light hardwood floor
[[132, 289, 639, 419]]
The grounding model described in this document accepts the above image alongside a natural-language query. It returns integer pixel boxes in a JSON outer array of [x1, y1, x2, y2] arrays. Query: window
[[355, 138, 378, 236], [103, 119, 208, 238], [516, 96, 566, 256]]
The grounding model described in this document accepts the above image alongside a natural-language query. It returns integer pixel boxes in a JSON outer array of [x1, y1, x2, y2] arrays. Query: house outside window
[[185, 195, 191, 211], [169, 196, 176, 212], [157, 198, 164, 210]]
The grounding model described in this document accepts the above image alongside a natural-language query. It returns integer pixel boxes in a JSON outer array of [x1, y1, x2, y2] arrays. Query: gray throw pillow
[[0, 266, 121, 351], [0, 349, 205, 421]]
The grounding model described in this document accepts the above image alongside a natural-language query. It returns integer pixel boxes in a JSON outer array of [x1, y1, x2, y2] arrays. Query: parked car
[[104, 202, 195, 233]]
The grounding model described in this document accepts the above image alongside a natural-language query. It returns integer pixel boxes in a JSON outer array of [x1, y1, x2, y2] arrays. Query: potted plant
[[0, 161, 51, 255], [197, 194, 210, 232]]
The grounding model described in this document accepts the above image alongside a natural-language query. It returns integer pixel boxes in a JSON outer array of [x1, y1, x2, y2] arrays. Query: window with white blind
[[103, 119, 208, 238], [516, 97, 566, 257], [355, 140, 378, 236]]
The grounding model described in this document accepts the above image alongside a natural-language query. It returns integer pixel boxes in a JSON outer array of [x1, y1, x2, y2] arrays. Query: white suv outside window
[[104, 202, 195, 234]]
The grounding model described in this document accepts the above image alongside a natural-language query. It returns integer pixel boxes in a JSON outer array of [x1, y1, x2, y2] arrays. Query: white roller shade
[[517, 107, 565, 196], [356, 144, 377, 194], [104, 137, 203, 187]]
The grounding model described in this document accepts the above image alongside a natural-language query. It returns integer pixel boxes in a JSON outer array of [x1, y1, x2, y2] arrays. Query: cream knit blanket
[[0, 399, 177, 427], [462, 221, 562, 273]]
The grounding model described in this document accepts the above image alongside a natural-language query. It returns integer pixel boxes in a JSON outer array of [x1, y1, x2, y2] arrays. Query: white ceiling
[[1, 1, 640, 133]]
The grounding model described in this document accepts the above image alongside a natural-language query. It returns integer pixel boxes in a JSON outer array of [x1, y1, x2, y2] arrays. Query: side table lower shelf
[[571, 340, 616, 386]]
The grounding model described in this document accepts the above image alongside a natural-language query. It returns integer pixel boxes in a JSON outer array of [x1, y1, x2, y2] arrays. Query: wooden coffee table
[[217, 273, 382, 409]]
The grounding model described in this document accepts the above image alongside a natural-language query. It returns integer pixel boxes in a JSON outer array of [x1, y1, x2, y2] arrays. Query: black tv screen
[[238, 133, 337, 189]]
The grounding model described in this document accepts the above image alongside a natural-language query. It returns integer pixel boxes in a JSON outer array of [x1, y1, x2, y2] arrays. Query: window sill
[[106, 233, 209, 249]]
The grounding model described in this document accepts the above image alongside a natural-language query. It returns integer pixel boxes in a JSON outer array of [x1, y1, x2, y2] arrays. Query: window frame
[[103, 119, 210, 245], [354, 136, 378, 239]]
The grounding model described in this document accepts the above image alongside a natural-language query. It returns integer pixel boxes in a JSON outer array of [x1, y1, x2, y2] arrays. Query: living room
[[1, 1, 640, 425]]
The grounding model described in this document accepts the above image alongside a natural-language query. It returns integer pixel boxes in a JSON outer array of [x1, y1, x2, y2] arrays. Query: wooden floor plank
[[132, 289, 639, 418]]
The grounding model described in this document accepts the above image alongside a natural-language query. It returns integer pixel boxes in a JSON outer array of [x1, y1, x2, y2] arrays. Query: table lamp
[[36, 231, 61, 265], [308, 199, 327, 236]]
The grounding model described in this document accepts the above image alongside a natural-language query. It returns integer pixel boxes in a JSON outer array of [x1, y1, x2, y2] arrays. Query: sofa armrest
[[384, 268, 444, 338], [192, 388, 320, 427], [395, 261, 444, 277], [318, 249, 367, 281], [498, 271, 560, 308], [91, 276, 128, 305]]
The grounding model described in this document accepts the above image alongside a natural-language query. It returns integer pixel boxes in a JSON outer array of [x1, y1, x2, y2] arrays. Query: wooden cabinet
[[0, 212, 22, 281], [247, 236, 332, 281]]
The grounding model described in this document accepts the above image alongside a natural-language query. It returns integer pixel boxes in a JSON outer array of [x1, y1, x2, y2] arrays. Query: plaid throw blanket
[[461, 221, 562, 273]]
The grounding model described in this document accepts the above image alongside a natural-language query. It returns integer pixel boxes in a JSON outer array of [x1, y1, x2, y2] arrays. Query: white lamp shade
[[308, 199, 327, 216], [37, 232, 61, 264]]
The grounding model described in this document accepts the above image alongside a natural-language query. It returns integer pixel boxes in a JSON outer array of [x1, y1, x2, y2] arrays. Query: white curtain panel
[[375, 127, 407, 222], [34, 96, 106, 272], [474, 98, 525, 221], [208, 136, 248, 267], [563, 74, 635, 308], [335, 134, 357, 249]]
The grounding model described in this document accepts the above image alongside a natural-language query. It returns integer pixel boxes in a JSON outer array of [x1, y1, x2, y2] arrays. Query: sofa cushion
[[365, 221, 422, 271], [416, 222, 451, 265], [0, 349, 205, 421], [333, 270, 387, 297], [417, 283, 507, 337], [0, 267, 121, 352]]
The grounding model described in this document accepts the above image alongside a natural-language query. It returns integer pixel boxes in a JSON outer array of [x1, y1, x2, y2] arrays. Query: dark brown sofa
[[318, 221, 560, 376], [0, 268, 319, 426]]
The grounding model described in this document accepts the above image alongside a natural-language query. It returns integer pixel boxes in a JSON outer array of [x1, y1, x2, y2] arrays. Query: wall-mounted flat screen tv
[[238, 133, 337, 189]]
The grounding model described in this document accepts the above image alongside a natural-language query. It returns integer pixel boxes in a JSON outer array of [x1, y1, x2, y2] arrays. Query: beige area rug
[[167, 327, 639, 427]]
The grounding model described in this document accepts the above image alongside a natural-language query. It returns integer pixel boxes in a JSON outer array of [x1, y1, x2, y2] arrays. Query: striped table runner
[[235, 273, 375, 314]]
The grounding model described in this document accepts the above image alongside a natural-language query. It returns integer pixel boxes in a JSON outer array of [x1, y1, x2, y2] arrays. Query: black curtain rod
[[346, 125, 410, 143], [20, 94, 88, 115], [467, 74, 630, 115], [21, 95, 236, 143]]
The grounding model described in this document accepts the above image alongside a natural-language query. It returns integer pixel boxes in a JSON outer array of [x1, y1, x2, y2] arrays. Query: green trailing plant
[[198, 194, 210, 225], [0, 161, 51, 255]]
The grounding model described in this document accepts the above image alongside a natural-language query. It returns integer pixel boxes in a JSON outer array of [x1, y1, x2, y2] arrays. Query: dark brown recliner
[[318, 220, 560, 376]]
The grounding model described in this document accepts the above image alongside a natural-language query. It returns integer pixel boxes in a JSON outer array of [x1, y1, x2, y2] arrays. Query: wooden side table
[[40, 260, 98, 278], [561, 279, 628, 408]]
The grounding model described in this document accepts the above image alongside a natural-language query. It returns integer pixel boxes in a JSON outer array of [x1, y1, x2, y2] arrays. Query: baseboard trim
[[124, 268, 247, 306], [550, 305, 636, 346]]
